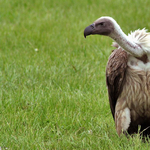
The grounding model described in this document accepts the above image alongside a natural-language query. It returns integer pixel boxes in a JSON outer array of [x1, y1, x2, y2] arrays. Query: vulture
[[84, 16, 150, 137]]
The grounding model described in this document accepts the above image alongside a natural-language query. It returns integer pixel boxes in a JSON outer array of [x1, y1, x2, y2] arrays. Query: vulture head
[[84, 17, 119, 38]]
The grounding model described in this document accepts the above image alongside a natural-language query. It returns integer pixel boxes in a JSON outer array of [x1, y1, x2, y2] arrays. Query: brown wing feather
[[106, 48, 128, 119]]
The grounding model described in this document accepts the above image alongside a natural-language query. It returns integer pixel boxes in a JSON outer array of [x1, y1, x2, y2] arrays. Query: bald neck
[[108, 21, 144, 57]]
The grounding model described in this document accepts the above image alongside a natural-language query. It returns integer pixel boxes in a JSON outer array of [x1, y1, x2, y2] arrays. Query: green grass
[[1, 0, 150, 149]]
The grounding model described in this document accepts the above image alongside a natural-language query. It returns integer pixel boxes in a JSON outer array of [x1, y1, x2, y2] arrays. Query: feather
[[128, 28, 150, 53]]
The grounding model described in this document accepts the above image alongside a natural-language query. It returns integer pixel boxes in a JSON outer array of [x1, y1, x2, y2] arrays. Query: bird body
[[84, 16, 150, 136]]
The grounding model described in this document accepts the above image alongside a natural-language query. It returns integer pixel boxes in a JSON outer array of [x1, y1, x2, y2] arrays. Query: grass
[[1, 0, 150, 149]]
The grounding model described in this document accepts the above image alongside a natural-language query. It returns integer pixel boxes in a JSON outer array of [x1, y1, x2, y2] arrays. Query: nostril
[[90, 24, 95, 29]]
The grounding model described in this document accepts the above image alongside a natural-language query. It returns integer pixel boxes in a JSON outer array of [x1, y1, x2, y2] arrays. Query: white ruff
[[128, 29, 150, 53]]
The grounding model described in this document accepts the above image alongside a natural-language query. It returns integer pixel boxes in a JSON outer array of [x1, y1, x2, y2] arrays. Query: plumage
[[84, 16, 150, 137]]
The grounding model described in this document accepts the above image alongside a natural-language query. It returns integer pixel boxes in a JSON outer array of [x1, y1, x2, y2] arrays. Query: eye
[[98, 22, 105, 26]]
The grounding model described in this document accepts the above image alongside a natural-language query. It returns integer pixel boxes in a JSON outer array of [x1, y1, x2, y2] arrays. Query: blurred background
[[1, 0, 150, 149]]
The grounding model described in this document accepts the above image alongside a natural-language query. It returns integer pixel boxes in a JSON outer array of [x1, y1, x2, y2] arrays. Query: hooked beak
[[84, 23, 95, 38]]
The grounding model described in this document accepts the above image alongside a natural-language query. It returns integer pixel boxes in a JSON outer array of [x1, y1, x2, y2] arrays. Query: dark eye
[[99, 22, 105, 26]]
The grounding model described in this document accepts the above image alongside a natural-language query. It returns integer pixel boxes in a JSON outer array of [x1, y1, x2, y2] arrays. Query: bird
[[84, 16, 150, 137]]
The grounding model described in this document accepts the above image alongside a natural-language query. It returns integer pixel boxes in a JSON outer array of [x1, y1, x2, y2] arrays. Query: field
[[1, 0, 150, 149]]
